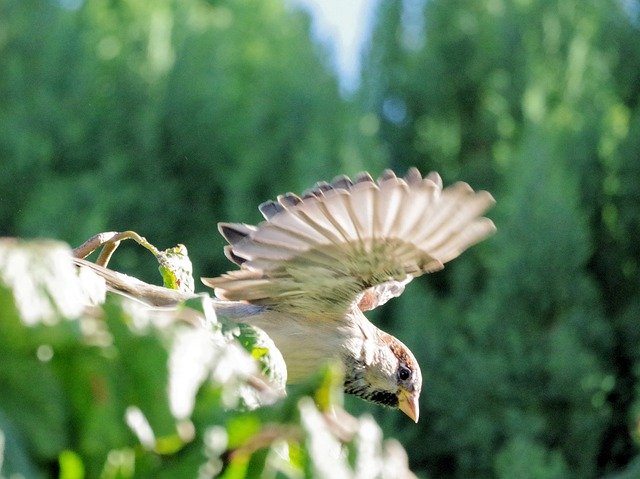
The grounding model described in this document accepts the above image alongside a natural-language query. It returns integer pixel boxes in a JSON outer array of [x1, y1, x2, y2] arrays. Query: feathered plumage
[[202, 168, 495, 422]]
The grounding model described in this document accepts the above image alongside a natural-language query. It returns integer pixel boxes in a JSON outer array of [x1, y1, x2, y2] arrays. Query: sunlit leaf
[[229, 323, 287, 393], [169, 324, 225, 419], [350, 415, 384, 477], [0, 238, 105, 325], [59, 449, 85, 479], [100, 448, 136, 479], [298, 397, 350, 479], [226, 415, 262, 449], [157, 244, 194, 294]]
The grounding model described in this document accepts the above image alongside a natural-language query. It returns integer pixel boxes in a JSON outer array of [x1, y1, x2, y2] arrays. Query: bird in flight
[[202, 167, 495, 422]]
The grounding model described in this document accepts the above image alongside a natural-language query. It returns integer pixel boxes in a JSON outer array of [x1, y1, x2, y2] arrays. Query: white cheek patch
[[363, 345, 400, 390]]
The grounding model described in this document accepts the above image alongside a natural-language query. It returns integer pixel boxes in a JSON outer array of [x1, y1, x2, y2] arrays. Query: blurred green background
[[1, 0, 640, 477]]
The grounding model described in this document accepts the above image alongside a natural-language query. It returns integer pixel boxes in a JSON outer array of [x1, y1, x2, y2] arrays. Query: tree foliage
[[0, 0, 382, 280]]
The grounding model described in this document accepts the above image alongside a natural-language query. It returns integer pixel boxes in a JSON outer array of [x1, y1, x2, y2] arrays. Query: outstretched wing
[[202, 168, 495, 320]]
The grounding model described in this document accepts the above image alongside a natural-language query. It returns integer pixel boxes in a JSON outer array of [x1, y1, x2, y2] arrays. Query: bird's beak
[[398, 389, 419, 423]]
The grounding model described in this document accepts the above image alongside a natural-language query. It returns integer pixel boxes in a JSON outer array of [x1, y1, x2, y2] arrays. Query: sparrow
[[202, 168, 495, 422]]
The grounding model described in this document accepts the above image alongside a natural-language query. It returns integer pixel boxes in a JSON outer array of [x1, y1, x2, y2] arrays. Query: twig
[[73, 231, 160, 267]]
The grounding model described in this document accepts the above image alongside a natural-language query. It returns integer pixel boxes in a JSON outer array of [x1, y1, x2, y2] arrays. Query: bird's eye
[[398, 365, 411, 381]]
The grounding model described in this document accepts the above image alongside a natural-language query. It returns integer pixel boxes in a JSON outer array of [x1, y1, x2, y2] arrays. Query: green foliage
[[0, 0, 383, 284], [494, 437, 569, 479], [0, 239, 414, 478]]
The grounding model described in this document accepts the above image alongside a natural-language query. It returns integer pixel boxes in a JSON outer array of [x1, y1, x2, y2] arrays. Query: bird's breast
[[216, 305, 355, 383]]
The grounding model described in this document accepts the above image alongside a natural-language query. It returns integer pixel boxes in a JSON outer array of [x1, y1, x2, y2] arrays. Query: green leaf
[[59, 449, 85, 479], [244, 447, 270, 478], [226, 323, 288, 393], [225, 415, 262, 450], [156, 244, 194, 294]]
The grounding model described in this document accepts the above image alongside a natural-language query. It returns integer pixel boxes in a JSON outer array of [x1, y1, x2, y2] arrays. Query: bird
[[201, 167, 496, 422]]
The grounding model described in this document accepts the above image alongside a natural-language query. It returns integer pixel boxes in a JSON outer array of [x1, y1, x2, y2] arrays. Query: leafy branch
[[0, 234, 415, 478]]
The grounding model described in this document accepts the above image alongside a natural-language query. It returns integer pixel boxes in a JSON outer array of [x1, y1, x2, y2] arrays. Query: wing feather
[[377, 175, 409, 237], [202, 168, 495, 319], [347, 179, 379, 240]]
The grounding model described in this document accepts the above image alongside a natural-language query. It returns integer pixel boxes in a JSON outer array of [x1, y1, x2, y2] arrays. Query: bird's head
[[343, 331, 422, 422]]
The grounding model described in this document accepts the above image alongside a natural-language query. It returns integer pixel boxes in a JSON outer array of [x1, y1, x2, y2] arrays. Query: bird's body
[[214, 299, 420, 416], [203, 168, 496, 421], [213, 300, 358, 382]]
